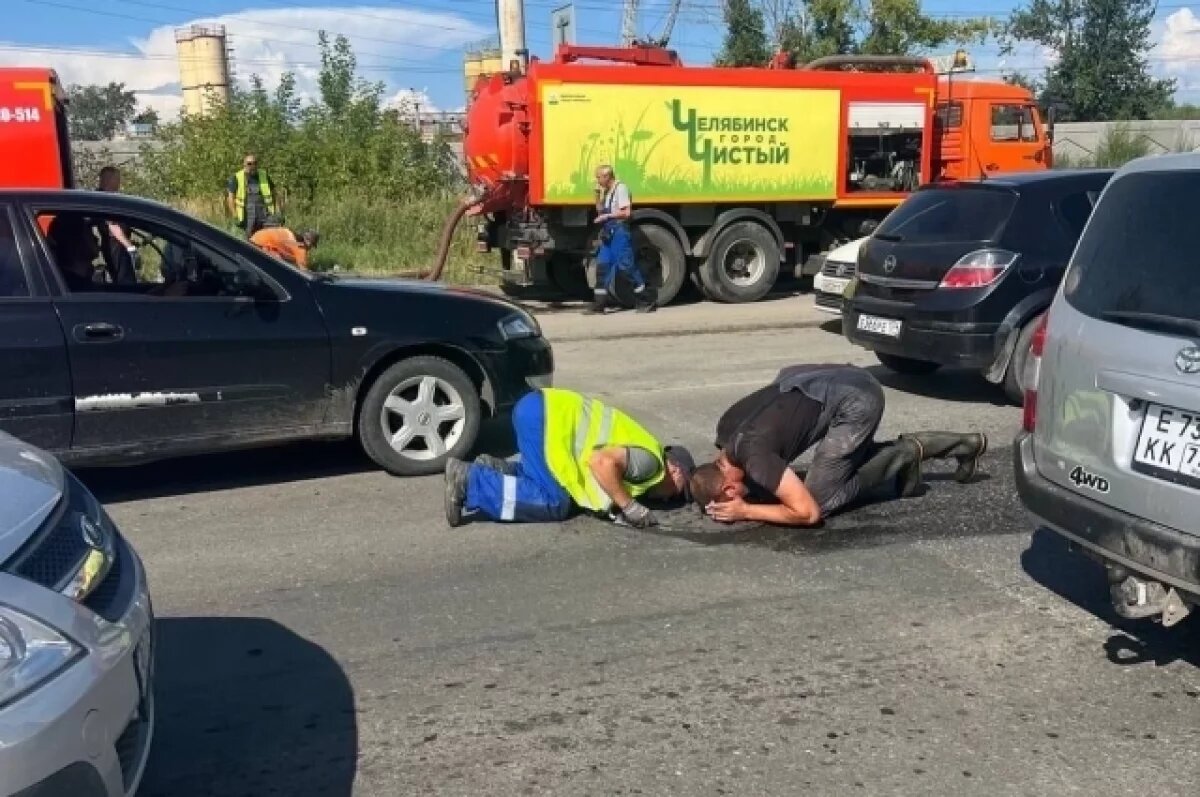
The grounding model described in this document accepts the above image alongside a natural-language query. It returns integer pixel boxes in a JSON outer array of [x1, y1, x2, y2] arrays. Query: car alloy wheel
[[379, 375, 467, 461]]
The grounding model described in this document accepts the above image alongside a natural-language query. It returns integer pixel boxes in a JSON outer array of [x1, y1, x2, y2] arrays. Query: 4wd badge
[[1069, 465, 1110, 494]]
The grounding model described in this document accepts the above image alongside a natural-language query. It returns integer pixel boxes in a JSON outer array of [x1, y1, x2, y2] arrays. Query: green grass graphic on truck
[[540, 83, 841, 204]]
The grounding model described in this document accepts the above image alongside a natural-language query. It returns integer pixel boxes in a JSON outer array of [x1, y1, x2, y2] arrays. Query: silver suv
[[1015, 154, 1200, 628]]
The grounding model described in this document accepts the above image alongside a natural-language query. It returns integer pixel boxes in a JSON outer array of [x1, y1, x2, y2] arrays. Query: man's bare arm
[[107, 221, 134, 249], [588, 446, 633, 509], [739, 469, 821, 526], [609, 201, 631, 222]]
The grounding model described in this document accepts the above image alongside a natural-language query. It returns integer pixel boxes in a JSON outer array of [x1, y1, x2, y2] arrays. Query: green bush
[[1092, 123, 1153, 167], [77, 33, 490, 281]]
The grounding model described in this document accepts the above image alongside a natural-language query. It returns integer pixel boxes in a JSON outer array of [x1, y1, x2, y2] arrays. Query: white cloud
[[0, 5, 486, 120], [386, 87, 439, 115], [1154, 7, 1200, 95]]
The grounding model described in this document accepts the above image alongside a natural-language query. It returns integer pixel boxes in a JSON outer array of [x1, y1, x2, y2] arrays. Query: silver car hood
[[0, 432, 65, 564]]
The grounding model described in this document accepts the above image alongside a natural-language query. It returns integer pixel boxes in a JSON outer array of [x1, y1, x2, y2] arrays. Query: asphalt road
[[79, 299, 1200, 797]]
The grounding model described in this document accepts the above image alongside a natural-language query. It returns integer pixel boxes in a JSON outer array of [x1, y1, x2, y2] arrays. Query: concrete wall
[[1052, 119, 1200, 161]]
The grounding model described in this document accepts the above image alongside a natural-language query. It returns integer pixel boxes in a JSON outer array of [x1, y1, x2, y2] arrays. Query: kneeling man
[[690, 364, 986, 526], [445, 388, 695, 528]]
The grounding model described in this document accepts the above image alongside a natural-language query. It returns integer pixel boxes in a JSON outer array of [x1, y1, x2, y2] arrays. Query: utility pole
[[621, 0, 638, 45]]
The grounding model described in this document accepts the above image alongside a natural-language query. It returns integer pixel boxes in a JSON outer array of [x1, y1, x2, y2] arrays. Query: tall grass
[[177, 193, 491, 280]]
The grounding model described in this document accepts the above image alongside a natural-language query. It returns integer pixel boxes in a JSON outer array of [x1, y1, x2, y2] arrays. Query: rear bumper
[[1014, 432, 1200, 600], [843, 303, 996, 368]]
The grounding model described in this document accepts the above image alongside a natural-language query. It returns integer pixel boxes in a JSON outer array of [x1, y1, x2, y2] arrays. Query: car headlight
[[498, 312, 540, 341], [0, 605, 81, 709]]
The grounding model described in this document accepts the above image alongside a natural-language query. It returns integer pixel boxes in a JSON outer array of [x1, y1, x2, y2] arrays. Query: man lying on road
[[444, 387, 695, 528], [689, 364, 987, 526]]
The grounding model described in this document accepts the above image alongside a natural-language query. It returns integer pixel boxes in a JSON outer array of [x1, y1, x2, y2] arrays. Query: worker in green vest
[[444, 387, 695, 528], [225, 153, 281, 238]]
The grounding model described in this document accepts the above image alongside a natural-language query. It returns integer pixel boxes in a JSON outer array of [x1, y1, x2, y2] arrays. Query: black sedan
[[0, 190, 554, 476]]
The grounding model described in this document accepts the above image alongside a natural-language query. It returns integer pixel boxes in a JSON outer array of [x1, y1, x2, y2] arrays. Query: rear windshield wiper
[[1100, 310, 1200, 338]]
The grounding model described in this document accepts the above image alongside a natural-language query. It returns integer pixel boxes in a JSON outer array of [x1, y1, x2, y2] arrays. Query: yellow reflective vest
[[541, 388, 666, 511], [232, 168, 277, 223]]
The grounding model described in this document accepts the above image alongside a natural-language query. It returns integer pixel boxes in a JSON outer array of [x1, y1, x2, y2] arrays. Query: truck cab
[[934, 79, 1053, 182], [0, 68, 73, 189]]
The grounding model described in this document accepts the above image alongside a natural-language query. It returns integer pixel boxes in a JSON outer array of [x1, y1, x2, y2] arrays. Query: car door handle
[[74, 322, 124, 342]]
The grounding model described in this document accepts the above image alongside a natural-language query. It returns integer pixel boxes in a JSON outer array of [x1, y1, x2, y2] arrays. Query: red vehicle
[[462, 46, 1054, 306], [0, 68, 73, 189]]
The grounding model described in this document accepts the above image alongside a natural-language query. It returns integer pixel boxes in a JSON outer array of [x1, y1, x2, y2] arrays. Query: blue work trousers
[[596, 222, 645, 292], [464, 391, 573, 522]]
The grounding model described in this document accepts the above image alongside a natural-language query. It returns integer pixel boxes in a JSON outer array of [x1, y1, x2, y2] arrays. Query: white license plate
[[1132, 402, 1200, 485], [816, 276, 850, 295], [855, 313, 902, 338]]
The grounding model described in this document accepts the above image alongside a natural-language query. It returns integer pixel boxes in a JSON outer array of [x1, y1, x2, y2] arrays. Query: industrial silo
[[175, 24, 231, 117]]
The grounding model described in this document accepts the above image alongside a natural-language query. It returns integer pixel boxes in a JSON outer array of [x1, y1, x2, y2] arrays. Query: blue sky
[[5, 0, 1200, 117]]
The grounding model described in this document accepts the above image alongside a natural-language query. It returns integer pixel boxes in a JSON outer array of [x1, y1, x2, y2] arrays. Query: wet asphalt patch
[[631, 445, 1024, 556]]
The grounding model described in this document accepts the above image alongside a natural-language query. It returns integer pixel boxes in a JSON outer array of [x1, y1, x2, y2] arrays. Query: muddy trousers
[[803, 380, 887, 516], [463, 392, 573, 522]]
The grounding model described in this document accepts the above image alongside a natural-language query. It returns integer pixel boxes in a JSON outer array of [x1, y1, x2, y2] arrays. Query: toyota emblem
[[1176, 346, 1200, 375], [883, 255, 897, 274]]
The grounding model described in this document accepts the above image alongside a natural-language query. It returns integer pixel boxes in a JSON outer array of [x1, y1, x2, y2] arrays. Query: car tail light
[[938, 249, 1019, 289], [1022, 313, 1050, 432]]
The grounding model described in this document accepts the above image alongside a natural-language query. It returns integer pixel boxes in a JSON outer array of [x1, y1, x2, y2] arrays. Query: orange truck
[[462, 46, 1054, 306], [0, 68, 73, 189]]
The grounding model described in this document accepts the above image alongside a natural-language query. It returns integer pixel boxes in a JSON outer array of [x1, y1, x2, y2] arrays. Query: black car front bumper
[[1014, 432, 1200, 601], [843, 301, 998, 369], [482, 336, 554, 412]]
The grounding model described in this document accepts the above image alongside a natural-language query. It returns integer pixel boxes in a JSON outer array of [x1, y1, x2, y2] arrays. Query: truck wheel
[[547, 255, 592, 300], [699, 221, 780, 303], [875, 352, 942, 376], [1002, 314, 1043, 406], [633, 224, 687, 306], [357, 356, 482, 477]]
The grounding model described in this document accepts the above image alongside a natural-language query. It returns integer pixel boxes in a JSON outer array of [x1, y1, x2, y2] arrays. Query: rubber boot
[[899, 432, 988, 483], [474, 453, 518, 476], [583, 291, 611, 315], [444, 457, 470, 528], [855, 438, 924, 498], [634, 286, 656, 313]]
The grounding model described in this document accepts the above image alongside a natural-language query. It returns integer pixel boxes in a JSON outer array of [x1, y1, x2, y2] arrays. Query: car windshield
[[873, 186, 1017, 244], [1065, 170, 1200, 325]]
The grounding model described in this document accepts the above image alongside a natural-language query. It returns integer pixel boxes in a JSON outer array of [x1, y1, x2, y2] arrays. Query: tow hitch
[[1108, 566, 1193, 627]]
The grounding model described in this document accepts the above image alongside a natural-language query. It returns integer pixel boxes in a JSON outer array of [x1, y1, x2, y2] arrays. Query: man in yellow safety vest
[[225, 153, 281, 238], [444, 387, 695, 528]]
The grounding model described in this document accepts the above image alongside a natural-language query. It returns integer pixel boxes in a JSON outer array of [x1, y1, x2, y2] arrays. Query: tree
[[132, 108, 159, 129], [716, 0, 772, 67], [1003, 72, 1040, 94], [1004, 0, 1174, 121], [67, 82, 138, 140], [770, 0, 991, 65]]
